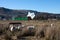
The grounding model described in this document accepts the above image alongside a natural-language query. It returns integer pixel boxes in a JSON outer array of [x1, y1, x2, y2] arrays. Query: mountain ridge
[[0, 7, 60, 20]]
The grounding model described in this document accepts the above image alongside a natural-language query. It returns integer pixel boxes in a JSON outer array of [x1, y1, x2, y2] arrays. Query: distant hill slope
[[0, 7, 60, 20]]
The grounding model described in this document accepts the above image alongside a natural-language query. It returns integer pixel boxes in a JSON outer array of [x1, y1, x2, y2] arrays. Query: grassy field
[[0, 20, 60, 40]]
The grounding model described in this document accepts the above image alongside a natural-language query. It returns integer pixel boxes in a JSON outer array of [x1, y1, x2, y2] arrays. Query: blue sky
[[0, 0, 60, 13]]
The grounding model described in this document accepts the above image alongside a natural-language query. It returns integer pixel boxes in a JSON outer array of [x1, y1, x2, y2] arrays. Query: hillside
[[0, 7, 60, 20]]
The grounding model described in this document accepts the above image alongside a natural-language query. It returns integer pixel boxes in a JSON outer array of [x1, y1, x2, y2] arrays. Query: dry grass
[[0, 20, 60, 40]]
